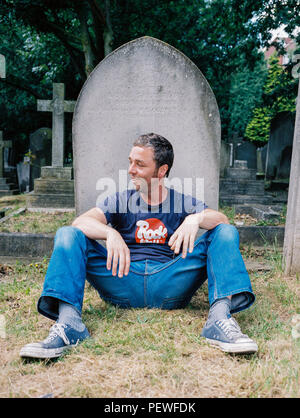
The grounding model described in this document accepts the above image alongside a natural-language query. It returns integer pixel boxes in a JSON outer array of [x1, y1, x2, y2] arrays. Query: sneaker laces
[[43, 323, 70, 346], [216, 317, 246, 340]]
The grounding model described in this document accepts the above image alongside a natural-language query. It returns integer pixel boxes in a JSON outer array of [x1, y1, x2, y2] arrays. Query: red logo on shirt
[[135, 218, 168, 244]]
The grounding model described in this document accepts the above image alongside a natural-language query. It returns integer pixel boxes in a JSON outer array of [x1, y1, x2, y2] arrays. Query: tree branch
[[0, 75, 40, 98]]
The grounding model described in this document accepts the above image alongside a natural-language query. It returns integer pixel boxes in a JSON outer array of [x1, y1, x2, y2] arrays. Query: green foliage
[[0, 0, 300, 158], [245, 54, 297, 145], [228, 54, 268, 139]]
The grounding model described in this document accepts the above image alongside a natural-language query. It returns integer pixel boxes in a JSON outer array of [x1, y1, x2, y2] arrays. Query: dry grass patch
[[0, 251, 300, 398], [0, 194, 75, 233], [0, 210, 75, 233]]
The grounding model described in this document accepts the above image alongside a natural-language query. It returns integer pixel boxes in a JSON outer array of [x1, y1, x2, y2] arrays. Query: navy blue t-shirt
[[97, 188, 208, 263]]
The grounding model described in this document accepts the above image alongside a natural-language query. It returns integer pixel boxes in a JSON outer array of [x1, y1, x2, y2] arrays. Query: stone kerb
[[73, 36, 221, 215]]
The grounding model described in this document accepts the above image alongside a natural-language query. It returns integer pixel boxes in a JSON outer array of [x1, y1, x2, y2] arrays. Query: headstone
[[220, 141, 231, 177], [0, 132, 12, 178], [73, 36, 221, 215], [17, 157, 30, 193], [261, 144, 268, 172], [265, 111, 295, 180], [235, 141, 257, 170], [0, 54, 5, 78], [27, 83, 76, 208], [37, 83, 75, 167], [283, 81, 300, 274], [0, 55, 18, 196], [29, 127, 52, 190], [0, 132, 18, 197], [257, 144, 268, 175]]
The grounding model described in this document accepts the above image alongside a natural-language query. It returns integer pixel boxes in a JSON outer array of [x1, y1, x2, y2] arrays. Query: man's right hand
[[106, 229, 131, 278]]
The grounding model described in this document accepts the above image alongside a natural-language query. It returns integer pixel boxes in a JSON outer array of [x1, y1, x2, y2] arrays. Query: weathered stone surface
[[283, 82, 300, 274], [73, 36, 221, 215], [29, 127, 52, 189], [26, 192, 74, 208], [33, 178, 74, 194], [0, 232, 54, 258], [41, 166, 73, 180], [266, 111, 295, 180], [37, 83, 75, 167]]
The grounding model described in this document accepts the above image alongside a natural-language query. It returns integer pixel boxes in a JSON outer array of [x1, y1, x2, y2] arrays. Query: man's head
[[128, 133, 174, 192], [132, 133, 174, 178]]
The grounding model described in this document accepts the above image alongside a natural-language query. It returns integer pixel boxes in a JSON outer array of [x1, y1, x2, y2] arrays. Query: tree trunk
[[78, 5, 96, 77], [104, 0, 113, 56]]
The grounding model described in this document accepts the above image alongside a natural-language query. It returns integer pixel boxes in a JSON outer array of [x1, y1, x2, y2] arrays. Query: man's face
[[128, 146, 159, 192]]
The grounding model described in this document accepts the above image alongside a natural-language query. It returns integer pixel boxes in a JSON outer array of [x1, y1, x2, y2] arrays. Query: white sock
[[58, 301, 86, 332]]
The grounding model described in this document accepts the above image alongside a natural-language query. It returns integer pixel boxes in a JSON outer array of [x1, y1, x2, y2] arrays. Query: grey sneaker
[[201, 316, 258, 354], [20, 322, 90, 359]]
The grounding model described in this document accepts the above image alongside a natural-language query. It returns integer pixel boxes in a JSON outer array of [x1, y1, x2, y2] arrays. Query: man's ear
[[158, 164, 169, 179]]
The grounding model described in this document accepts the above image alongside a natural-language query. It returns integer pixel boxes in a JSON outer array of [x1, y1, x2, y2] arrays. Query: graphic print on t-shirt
[[135, 218, 168, 244]]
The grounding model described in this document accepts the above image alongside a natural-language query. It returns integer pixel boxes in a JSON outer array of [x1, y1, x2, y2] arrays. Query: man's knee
[[213, 223, 239, 242], [54, 225, 86, 246]]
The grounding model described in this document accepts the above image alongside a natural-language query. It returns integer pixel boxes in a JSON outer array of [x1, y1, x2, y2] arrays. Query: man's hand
[[168, 209, 230, 258], [106, 229, 131, 278], [168, 214, 199, 258]]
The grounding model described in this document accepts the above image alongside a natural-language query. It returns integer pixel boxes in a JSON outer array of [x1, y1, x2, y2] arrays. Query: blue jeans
[[37, 224, 255, 320]]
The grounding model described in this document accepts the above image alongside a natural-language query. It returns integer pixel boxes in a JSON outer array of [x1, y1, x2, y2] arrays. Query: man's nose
[[128, 163, 136, 174]]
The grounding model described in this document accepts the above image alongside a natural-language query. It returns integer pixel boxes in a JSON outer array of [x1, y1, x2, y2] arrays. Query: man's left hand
[[168, 214, 199, 258]]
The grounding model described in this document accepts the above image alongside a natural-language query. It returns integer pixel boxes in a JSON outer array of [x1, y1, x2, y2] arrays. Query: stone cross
[[37, 83, 76, 167], [0, 132, 12, 177], [283, 80, 300, 274]]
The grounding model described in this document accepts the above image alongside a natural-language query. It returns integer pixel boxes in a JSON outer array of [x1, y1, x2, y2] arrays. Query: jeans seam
[[207, 251, 218, 301], [144, 275, 147, 306], [216, 287, 253, 299]]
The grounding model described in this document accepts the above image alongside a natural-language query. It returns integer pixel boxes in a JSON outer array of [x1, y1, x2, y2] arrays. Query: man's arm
[[168, 208, 229, 258], [72, 208, 130, 277], [197, 208, 229, 230]]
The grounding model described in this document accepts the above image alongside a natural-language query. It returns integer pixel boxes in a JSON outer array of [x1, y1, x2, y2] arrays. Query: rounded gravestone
[[73, 36, 221, 215]]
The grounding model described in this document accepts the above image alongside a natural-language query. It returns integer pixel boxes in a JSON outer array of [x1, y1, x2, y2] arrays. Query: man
[[20, 133, 257, 359]]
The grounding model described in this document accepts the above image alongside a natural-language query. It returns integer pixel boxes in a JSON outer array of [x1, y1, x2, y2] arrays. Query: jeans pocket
[[160, 295, 191, 310]]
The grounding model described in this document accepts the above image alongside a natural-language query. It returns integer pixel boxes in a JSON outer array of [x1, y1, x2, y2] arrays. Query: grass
[[0, 211, 75, 234], [220, 205, 286, 227], [0, 196, 285, 234], [0, 194, 75, 233], [1, 248, 300, 398]]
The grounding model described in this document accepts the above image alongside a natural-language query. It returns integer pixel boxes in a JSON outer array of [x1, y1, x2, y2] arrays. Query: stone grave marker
[[220, 141, 231, 177], [29, 127, 52, 190], [0, 132, 11, 178], [0, 132, 18, 197], [16, 156, 30, 193], [37, 83, 75, 167], [265, 111, 295, 180], [27, 83, 75, 208], [73, 36, 221, 215], [283, 81, 300, 274], [0, 54, 5, 78], [235, 141, 257, 170], [0, 55, 18, 195]]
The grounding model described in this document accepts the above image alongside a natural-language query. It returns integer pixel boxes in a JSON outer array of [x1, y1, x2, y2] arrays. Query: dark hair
[[133, 133, 174, 177]]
